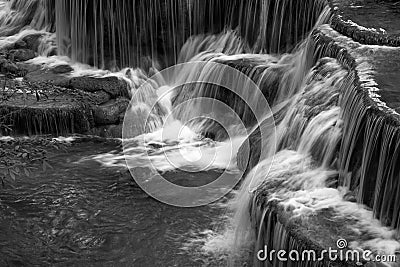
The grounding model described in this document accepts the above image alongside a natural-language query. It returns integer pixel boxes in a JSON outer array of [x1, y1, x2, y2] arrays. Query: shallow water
[[0, 140, 229, 266]]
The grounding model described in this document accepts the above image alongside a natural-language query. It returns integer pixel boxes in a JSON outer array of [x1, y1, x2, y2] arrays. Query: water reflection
[[0, 141, 226, 266]]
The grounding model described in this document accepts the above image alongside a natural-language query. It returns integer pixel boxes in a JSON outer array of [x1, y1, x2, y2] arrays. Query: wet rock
[[24, 68, 71, 87], [70, 76, 129, 97], [0, 59, 19, 74], [16, 62, 41, 73], [0, 97, 91, 136], [92, 97, 129, 125], [51, 64, 73, 74], [90, 90, 111, 105], [9, 49, 35, 62], [14, 40, 27, 49], [21, 33, 44, 52], [3, 62, 20, 74]]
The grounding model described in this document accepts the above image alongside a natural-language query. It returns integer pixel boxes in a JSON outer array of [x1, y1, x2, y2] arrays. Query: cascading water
[[53, 0, 326, 70], [1, 0, 400, 266], [0, 0, 53, 35], [226, 56, 345, 264], [0, 0, 56, 55]]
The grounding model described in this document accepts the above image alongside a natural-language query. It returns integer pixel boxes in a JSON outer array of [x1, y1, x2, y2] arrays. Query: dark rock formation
[[0, 59, 19, 74], [92, 97, 129, 125], [51, 64, 73, 74], [0, 67, 130, 137], [0, 58, 132, 138], [70, 76, 129, 98], [14, 40, 27, 49], [90, 90, 111, 105], [21, 33, 45, 52], [0, 95, 91, 136], [8, 49, 36, 62], [24, 68, 71, 88]]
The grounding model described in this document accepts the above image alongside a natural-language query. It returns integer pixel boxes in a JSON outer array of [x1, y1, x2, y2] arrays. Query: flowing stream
[[0, 140, 233, 266]]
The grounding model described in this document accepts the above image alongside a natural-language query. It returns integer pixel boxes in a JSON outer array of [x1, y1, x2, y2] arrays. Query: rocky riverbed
[[0, 33, 133, 137]]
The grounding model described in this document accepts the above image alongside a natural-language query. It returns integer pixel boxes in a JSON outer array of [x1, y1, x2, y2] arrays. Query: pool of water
[[0, 140, 230, 266]]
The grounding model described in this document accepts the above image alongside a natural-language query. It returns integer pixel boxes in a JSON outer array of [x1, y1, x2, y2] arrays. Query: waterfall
[[339, 56, 400, 231], [225, 54, 345, 262], [0, 0, 56, 56], [225, 40, 400, 265], [52, 0, 326, 70], [311, 25, 400, 233], [0, 0, 54, 36], [0, 0, 327, 69], [2, 0, 400, 265]]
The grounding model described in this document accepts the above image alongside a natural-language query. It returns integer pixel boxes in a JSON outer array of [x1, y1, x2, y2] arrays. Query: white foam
[[0, 136, 14, 141], [51, 136, 76, 143]]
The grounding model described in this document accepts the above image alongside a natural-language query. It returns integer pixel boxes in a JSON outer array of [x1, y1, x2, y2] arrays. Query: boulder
[[51, 64, 73, 74], [16, 62, 41, 73], [70, 76, 129, 97], [9, 49, 35, 62], [90, 90, 112, 105], [92, 97, 129, 125], [0, 93, 91, 136], [24, 68, 71, 87], [0, 59, 19, 74], [14, 40, 27, 49], [21, 33, 44, 52]]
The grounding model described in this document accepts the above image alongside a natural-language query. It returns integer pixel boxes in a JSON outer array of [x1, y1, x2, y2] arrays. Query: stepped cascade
[[0, 0, 399, 266]]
